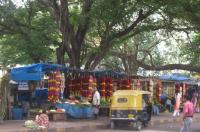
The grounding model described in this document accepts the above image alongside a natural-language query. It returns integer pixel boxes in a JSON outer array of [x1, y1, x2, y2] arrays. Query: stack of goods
[[48, 71, 61, 102], [118, 79, 132, 90]]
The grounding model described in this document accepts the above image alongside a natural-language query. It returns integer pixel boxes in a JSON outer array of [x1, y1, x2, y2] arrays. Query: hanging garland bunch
[[99, 77, 106, 101], [105, 77, 113, 101], [120, 79, 132, 90], [156, 81, 162, 103], [48, 71, 61, 102]]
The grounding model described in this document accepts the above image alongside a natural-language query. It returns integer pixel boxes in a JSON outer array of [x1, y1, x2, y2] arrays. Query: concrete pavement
[[0, 113, 200, 132], [0, 118, 109, 132], [150, 112, 200, 126]]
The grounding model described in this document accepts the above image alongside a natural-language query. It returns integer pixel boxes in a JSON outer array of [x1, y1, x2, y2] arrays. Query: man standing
[[180, 96, 194, 132], [92, 87, 101, 119]]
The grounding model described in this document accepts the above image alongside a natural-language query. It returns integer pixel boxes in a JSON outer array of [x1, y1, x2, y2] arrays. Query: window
[[117, 98, 127, 103]]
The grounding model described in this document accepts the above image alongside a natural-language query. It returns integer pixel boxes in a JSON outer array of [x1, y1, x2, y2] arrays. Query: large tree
[[40, 0, 200, 71], [1, 0, 200, 73]]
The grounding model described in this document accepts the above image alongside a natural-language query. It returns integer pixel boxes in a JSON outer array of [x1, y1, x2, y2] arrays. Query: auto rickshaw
[[110, 90, 152, 130]]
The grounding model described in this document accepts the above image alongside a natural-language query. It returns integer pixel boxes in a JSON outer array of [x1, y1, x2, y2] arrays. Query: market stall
[[10, 63, 158, 120], [10, 63, 65, 120], [159, 73, 193, 112], [160, 73, 191, 98], [161, 81, 175, 98]]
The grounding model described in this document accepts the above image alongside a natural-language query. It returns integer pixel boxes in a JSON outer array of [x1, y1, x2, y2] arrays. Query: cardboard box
[[49, 112, 66, 121]]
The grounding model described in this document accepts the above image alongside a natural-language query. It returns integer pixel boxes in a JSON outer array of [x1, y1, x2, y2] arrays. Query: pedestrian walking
[[191, 92, 197, 112], [180, 96, 194, 132], [173, 91, 181, 117], [92, 87, 101, 119], [196, 93, 200, 112]]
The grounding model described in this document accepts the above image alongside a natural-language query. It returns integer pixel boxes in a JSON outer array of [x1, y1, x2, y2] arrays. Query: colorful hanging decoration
[[118, 79, 132, 90], [156, 81, 162, 103], [60, 73, 65, 99], [149, 79, 154, 97], [98, 76, 113, 101], [99, 77, 106, 100], [48, 71, 61, 102], [68, 79, 73, 96], [105, 77, 113, 100], [80, 75, 94, 100]]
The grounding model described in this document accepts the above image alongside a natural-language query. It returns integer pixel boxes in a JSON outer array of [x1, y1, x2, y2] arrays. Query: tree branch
[[137, 61, 200, 72], [40, 0, 60, 23], [111, 9, 153, 40]]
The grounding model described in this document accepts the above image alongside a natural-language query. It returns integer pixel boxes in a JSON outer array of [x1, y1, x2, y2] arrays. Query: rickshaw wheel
[[136, 121, 142, 131], [143, 121, 148, 127], [110, 121, 115, 129]]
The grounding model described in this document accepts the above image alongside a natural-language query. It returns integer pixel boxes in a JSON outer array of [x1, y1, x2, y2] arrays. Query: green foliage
[[163, 0, 200, 26], [0, 0, 59, 66], [180, 33, 200, 65], [1, 0, 200, 72]]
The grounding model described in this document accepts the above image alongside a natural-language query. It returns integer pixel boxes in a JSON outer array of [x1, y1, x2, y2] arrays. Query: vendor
[[22, 101, 30, 119], [92, 87, 100, 119], [165, 97, 173, 112]]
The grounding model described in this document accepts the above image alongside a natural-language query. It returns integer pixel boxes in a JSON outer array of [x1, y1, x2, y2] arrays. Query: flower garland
[[48, 71, 61, 102]]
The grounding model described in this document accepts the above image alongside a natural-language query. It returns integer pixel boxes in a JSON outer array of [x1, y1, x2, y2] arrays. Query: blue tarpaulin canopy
[[11, 63, 65, 81], [160, 73, 190, 81]]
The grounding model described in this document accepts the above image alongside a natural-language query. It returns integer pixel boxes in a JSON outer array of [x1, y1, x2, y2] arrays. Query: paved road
[[96, 121, 200, 132]]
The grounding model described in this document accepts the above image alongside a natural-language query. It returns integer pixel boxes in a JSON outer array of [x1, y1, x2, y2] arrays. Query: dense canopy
[[1, 0, 200, 74]]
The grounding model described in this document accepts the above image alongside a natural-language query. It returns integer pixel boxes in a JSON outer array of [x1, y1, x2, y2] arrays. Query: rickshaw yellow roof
[[113, 90, 151, 96]]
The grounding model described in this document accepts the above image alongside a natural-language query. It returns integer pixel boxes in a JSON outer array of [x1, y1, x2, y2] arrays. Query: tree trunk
[[56, 46, 65, 64], [85, 39, 112, 70]]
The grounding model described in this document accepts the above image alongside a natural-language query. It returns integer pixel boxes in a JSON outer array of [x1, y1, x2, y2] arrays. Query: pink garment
[[183, 101, 194, 117], [35, 114, 49, 128], [174, 93, 181, 110]]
